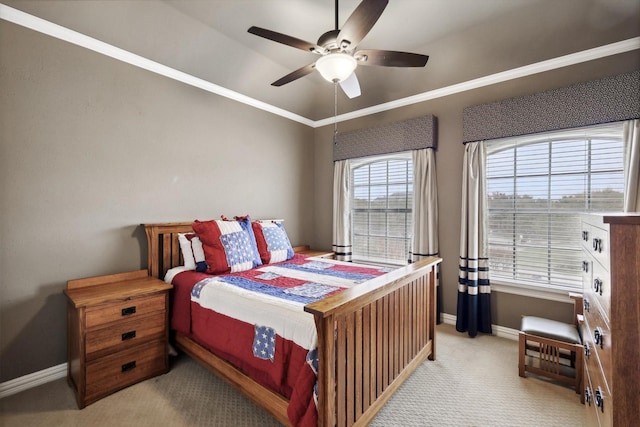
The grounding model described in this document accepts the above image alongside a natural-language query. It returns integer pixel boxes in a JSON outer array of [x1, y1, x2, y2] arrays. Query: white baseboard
[[0, 315, 519, 400], [0, 363, 67, 399], [441, 313, 519, 341]]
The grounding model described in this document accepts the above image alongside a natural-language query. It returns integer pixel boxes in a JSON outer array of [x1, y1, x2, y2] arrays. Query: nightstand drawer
[[86, 293, 165, 328], [85, 340, 166, 403], [86, 312, 166, 361]]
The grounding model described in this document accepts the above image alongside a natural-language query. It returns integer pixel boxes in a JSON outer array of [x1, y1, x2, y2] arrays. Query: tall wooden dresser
[[580, 214, 640, 427]]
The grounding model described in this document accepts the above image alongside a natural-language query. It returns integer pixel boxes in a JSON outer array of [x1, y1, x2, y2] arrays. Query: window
[[486, 122, 625, 293], [351, 153, 413, 265]]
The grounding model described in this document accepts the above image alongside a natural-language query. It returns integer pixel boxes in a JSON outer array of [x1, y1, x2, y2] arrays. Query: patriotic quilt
[[168, 254, 391, 427]]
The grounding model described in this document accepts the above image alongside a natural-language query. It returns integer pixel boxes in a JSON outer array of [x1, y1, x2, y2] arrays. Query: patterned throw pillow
[[192, 217, 262, 274], [252, 221, 294, 264]]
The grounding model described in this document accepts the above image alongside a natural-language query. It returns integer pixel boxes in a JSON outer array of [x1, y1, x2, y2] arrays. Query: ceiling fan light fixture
[[316, 53, 357, 83]]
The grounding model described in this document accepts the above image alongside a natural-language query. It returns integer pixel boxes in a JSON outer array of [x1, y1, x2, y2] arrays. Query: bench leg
[[518, 332, 526, 377]]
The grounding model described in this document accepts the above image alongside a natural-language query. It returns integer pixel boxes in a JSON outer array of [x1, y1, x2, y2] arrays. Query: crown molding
[[0, 3, 315, 127], [2, 3, 638, 129], [316, 37, 640, 127]]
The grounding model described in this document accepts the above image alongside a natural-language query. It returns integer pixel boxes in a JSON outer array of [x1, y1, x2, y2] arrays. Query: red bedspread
[[168, 254, 388, 426]]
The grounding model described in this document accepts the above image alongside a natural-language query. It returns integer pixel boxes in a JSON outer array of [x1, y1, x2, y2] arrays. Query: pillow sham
[[252, 221, 294, 264], [177, 233, 207, 272], [192, 217, 262, 274]]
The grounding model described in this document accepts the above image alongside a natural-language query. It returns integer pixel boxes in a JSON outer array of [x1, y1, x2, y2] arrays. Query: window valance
[[462, 70, 640, 143], [333, 115, 437, 161]]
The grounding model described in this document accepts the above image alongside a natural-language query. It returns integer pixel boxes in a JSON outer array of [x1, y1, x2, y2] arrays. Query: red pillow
[[192, 218, 261, 274]]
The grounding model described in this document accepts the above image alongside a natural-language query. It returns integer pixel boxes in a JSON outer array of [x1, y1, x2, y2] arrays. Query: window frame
[[485, 122, 625, 298], [350, 152, 413, 266]]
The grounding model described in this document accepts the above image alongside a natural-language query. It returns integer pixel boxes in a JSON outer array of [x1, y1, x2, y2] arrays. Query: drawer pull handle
[[592, 238, 602, 253], [582, 230, 589, 241], [583, 299, 590, 312], [121, 330, 136, 341], [582, 261, 589, 273], [593, 278, 603, 295], [595, 387, 604, 412], [121, 306, 136, 316], [121, 361, 136, 372], [584, 343, 590, 358], [594, 327, 604, 349], [585, 387, 592, 405]]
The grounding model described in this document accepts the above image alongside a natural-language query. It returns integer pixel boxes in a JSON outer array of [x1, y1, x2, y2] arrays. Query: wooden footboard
[[306, 257, 439, 427], [143, 222, 440, 426]]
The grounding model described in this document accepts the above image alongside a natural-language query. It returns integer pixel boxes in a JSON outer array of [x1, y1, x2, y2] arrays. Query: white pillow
[[177, 233, 205, 271]]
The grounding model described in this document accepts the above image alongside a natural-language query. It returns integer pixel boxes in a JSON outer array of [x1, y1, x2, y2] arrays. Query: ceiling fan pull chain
[[334, 81, 339, 144], [335, 0, 339, 31]]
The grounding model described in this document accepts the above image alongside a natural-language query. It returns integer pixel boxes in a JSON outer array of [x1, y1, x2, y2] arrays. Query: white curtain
[[332, 159, 352, 261], [411, 149, 438, 262], [456, 142, 492, 337], [411, 148, 440, 321], [623, 119, 640, 212]]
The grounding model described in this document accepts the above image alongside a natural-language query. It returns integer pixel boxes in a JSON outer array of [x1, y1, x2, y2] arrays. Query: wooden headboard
[[143, 222, 193, 279]]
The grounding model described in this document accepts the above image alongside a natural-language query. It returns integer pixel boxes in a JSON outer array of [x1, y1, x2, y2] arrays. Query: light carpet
[[0, 324, 584, 426]]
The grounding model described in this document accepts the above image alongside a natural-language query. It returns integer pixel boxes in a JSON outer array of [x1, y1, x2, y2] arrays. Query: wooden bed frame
[[144, 222, 441, 427]]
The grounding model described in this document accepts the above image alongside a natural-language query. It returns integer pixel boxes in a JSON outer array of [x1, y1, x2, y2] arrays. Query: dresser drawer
[[86, 293, 165, 328], [85, 340, 166, 403], [585, 356, 613, 427], [86, 312, 166, 361], [590, 259, 610, 321], [583, 307, 611, 387], [584, 368, 599, 427], [585, 224, 610, 273]]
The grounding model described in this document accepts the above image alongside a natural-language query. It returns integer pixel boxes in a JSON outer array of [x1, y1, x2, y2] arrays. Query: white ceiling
[[3, 0, 640, 122]]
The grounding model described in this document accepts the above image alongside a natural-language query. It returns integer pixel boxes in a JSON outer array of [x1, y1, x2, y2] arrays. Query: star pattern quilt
[[168, 254, 390, 426]]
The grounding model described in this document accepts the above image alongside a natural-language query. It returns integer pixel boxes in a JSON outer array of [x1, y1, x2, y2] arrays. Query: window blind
[[486, 122, 625, 292], [351, 154, 413, 265]]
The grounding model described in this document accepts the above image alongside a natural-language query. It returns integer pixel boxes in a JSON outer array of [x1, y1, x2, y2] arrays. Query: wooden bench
[[518, 293, 584, 402]]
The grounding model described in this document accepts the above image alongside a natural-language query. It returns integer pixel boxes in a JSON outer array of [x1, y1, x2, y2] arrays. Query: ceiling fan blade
[[271, 63, 316, 87], [339, 72, 361, 98], [337, 0, 388, 50], [248, 26, 325, 54], [354, 49, 429, 67]]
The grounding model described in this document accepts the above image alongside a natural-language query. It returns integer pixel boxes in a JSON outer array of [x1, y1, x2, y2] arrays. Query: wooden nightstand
[[64, 270, 172, 408], [293, 245, 335, 259]]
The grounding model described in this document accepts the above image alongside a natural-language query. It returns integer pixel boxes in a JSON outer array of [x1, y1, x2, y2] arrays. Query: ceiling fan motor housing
[[317, 29, 341, 52]]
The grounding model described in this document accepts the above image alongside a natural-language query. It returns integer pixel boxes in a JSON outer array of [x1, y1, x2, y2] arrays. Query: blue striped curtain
[[457, 142, 492, 337]]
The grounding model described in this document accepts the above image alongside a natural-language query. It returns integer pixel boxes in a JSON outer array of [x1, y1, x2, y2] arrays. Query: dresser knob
[[595, 387, 604, 412], [594, 327, 604, 349], [585, 387, 592, 405], [584, 343, 591, 358], [121, 361, 136, 372], [121, 306, 137, 316], [592, 238, 603, 253], [593, 278, 603, 295], [121, 330, 136, 341]]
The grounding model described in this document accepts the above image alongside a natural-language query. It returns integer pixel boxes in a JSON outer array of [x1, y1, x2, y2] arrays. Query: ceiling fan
[[248, 0, 429, 99]]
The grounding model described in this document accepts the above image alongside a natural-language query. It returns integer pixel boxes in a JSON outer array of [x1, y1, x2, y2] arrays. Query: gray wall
[[1, 11, 639, 383], [0, 21, 314, 382]]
